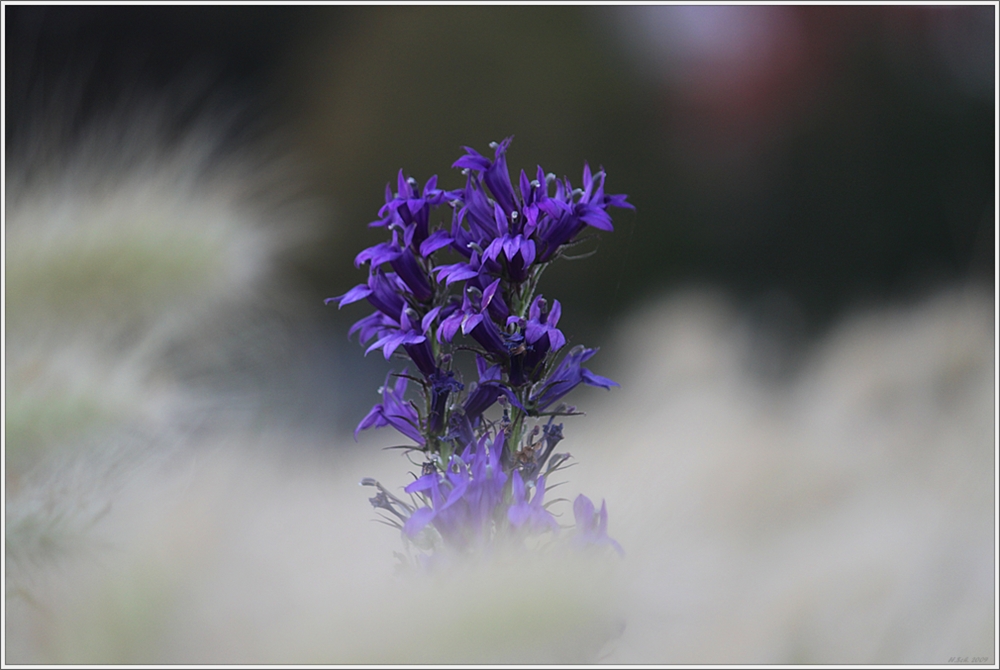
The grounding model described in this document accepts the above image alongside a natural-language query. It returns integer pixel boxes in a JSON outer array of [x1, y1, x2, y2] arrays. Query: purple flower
[[461, 432, 508, 530], [507, 471, 559, 534], [436, 280, 507, 358], [334, 274, 445, 373], [356, 370, 424, 445], [572, 494, 623, 555], [466, 273, 510, 324], [403, 434, 509, 548], [530, 345, 619, 411], [453, 137, 518, 216], [362, 306, 427, 361], [354, 230, 434, 303], [402, 337, 438, 378], [419, 229, 454, 258], [451, 176, 499, 255], [481, 203, 537, 283], [433, 250, 489, 286], [520, 296, 566, 379], [427, 369, 463, 435], [461, 355, 503, 419], [370, 171, 456, 252], [504, 328, 529, 387], [524, 296, 565, 353], [535, 164, 634, 262], [444, 412, 476, 452], [451, 139, 632, 267], [462, 355, 523, 420], [390, 247, 434, 303], [330, 268, 408, 319], [343, 306, 437, 377], [403, 459, 470, 542]]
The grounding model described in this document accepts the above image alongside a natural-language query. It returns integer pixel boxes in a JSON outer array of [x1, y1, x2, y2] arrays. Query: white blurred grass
[[5, 114, 317, 474], [571, 288, 995, 663], [7, 285, 993, 664], [8, 436, 624, 664], [4, 118, 995, 662]]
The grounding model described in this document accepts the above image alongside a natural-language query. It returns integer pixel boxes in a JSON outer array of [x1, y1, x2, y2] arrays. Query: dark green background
[[6, 5, 994, 427]]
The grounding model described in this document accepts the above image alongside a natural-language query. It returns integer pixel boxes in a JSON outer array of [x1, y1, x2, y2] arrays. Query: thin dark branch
[[373, 516, 403, 530]]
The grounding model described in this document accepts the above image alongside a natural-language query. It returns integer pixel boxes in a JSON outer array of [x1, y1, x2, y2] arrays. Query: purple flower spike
[[572, 494, 623, 555], [344, 139, 630, 559]]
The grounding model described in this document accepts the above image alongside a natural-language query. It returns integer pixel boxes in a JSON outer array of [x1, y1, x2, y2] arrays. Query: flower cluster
[[331, 138, 630, 558]]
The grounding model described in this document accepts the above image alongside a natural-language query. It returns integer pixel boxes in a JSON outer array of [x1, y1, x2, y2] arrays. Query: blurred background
[[6, 5, 994, 417], [4, 4, 996, 664]]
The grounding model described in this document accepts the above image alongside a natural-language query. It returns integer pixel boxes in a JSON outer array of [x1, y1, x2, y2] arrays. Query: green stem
[[507, 402, 530, 463]]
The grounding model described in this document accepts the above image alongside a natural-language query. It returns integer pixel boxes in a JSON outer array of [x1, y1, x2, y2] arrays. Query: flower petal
[[581, 368, 619, 390], [402, 507, 436, 537], [419, 230, 454, 257]]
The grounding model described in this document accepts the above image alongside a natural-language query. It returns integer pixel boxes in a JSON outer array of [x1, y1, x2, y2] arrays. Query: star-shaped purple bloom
[[519, 295, 566, 381], [436, 280, 507, 358], [370, 171, 456, 251]]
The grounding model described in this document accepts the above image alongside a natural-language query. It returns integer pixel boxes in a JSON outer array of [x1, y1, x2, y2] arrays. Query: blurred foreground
[[5, 150, 994, 659]]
